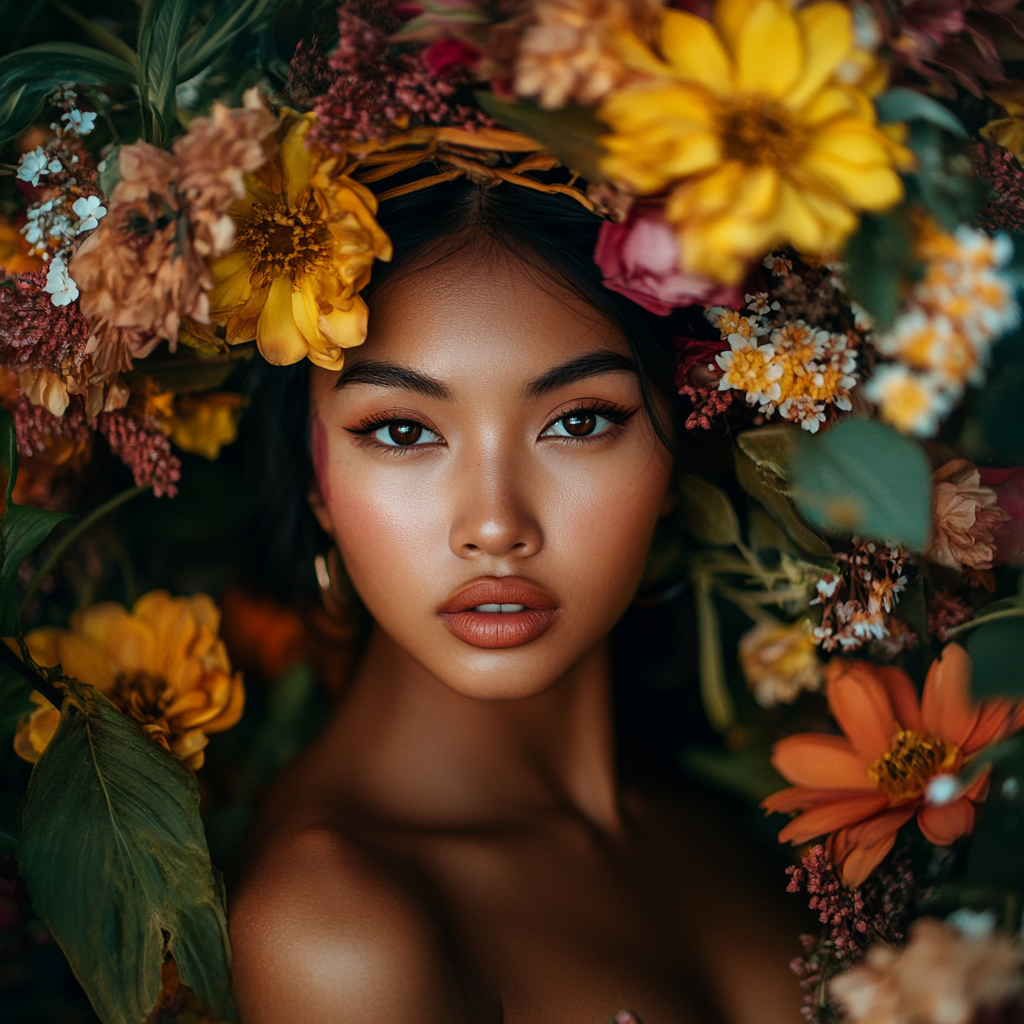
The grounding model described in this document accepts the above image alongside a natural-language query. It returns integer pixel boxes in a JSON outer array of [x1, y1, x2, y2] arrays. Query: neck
[[324, 626, 622, 832]]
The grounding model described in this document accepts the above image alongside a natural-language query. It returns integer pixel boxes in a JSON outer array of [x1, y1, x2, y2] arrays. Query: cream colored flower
[[739, 618, 822, 707], [928, 459, 1011, 572]]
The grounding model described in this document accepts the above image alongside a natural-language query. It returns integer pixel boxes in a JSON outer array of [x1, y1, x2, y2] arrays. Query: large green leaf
[[967, 617, 1024, 699], [475, 93, 609, 182], [0, 410, 70, 636], [677, 473, 741, 547], [0, 42, 136, 144], [875, 88, 967, 138], [17, 678, 235, 1024], [177, 0, 289, 82], [136, 0, 198, 145], [788, 418, 932, 549], [843, 210, 918, 331]]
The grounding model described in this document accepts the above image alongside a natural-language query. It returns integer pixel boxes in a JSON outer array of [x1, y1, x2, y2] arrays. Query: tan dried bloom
[[927, 459, 1011, 571], [514, 0, 659, 109], [830, 918, 1022, 1024], [739, 618, 823, 707], [69, 91, 275, 383]]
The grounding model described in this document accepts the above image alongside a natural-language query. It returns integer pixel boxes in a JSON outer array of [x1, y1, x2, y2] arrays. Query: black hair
[[246, 172, 688, 609]]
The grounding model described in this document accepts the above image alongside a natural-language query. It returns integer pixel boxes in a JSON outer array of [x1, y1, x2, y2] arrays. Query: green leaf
[[681, 744, 786, 803], [177, 0, 290, 82], [677, 473, 741, 547], [692, 570, 734, 732], [967, 618, 1024, 699], [17, 678, 235, 1024], [843, 210, 917, 331], [875, 87, 967, 138], [0, 41, 136, 145], [736, 423, 798, 481], [124, 347, 251, 394], [788, 418, 931, 549], [0, 410, 70, 636], [475, 93, 609, 182], [47, 0, 138, 66], [136, 0, 197, 145]]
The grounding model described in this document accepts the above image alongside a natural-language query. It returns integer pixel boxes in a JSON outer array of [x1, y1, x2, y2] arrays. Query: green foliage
[[965, 331, 1024, 464], [788, 418, 932, 550], [18, 677, 235, 1024], [844, 209, 917, 331], [692, 569, 734, 732], [681, 744, 786, 803], [966, 615, 1024, 699], [124, 346, 253, 393], [0, 410, 70, 636], [476, 93, 609, 182], [0, 41, 136, 145], [876, 88, 967, 138], [678, 474, 741, 547], [136, 0, 198, 146]]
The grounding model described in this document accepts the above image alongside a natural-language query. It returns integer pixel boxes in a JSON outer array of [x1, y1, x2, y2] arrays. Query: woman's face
[[309, 240, 673, 701]]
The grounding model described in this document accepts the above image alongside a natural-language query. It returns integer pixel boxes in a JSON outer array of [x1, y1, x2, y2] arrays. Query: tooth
[[475, 603, 501, 612], [500, 604, 526, 612]]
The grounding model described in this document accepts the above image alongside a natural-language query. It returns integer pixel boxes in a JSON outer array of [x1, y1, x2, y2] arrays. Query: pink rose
[[594, 208, 740, 315], [979, 466, 1024, 565], [422, 37, 481, 77]]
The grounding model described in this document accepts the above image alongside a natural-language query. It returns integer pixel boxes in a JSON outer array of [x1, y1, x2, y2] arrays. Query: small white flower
[[61, 108, 97, 135], [72, 195, 106, 233], [44, 255, 79, 307], [17, 146, 50, 186], [925, 774, 959, 806], [46, 158, 62, 175], [946, 907, 997, 940]]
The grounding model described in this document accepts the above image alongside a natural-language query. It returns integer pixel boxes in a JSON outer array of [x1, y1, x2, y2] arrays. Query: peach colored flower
[[928, 459, 1011, 571], [762, 644, 1024, 887], [830, 917, 1022, 1024]]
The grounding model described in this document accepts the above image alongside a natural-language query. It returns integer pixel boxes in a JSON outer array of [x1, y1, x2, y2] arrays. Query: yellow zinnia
[[208, 111, 393, 370], [14, 591, 244, 771], [599, 0, 911, 283]]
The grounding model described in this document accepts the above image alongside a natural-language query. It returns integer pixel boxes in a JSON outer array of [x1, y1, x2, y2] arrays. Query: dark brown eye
[[386, 421, 423, 445], [561, 412, 597, 436]]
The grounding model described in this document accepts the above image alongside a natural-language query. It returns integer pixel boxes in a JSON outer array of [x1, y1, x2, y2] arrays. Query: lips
[[439, 577, 558, 649]]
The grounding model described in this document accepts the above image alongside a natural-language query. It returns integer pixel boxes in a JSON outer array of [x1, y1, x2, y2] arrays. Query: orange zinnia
[[762, 644, 1024, 887]]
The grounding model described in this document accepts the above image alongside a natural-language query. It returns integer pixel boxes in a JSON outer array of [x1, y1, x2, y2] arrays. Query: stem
[[945, 607, 1024, 639], [19, 484, 150, 616], [0, 640, 62, 709]]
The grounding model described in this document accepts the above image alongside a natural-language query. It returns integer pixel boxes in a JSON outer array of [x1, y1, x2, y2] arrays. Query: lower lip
[[439, 609, 558, 649]]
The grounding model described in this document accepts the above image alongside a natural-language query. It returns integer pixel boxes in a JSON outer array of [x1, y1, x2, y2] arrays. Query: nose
[[448, 453, 543, 560]]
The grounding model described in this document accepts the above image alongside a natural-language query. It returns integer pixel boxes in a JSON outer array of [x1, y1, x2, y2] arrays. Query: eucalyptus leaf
[[788, 418, 931, 549], [678, 473, 741, 547], [0, 42, 136, 144], [844, 210, 917, 331], [876, 87, 967, 138], [136, 0, 197, 145], [475, 93, 609, 182], [17, 678, 235, 1024], [692, 571, 734, 732], [0, 409, 70, 636], [967, 618, 1024, 699], [736, 424, 798, 481]]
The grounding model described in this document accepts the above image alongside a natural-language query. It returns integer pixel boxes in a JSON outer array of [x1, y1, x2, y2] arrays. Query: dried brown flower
[[927, 459, 1011, 571], [830, 918, 1022, 1024], [514, 0, 658, 109]]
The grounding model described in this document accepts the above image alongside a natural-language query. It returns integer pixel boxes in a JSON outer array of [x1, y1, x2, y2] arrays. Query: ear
[[307, 480, 336, 538]]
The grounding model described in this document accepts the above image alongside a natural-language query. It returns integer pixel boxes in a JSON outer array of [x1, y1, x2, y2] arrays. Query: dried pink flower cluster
[[971, 140, 1024, 234], [811, 541, 912, 653], [305, 0, 494, 150], [787, 844, 916, 1024], [0, 269, 89, 372], [927, 590, 974, 642]]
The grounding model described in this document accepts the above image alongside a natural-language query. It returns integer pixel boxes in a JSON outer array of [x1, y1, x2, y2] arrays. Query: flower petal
[[963, 699, 1016, 753], [734, 0, 801, 99], [776, 791, 889, 845], [280, 114, 314, 206], [660, 10, 733, 95], [917, 797, 975, 845], [877, 665, 923, 732], [826, 659, 899, 760], [787, 3, 853, 109], [829, 805, 915, 886], [771, 733, 875, 789], [257, 275, 309, 366], [921, 643, 979, 748]]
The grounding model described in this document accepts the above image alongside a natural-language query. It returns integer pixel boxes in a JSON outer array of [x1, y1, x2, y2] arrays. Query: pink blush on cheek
[[311, 415, 331, 508]]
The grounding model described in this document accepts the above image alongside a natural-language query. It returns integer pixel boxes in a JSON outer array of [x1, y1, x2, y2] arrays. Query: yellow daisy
[[599, 0, 912, 283], [208, 111, 393, 370]]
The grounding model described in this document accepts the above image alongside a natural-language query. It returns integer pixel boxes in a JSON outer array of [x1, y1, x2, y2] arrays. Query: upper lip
[[439, 577, 558, 614]]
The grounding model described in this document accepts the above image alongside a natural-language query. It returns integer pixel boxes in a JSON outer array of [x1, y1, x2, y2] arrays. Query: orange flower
[[762, 644, 1024, 886]]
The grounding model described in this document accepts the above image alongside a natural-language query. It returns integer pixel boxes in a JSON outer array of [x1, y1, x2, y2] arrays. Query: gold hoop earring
[[314, 546, 357, 620]]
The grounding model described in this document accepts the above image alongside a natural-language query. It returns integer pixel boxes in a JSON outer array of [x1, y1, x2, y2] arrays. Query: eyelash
[[347, 401, 637, 454]]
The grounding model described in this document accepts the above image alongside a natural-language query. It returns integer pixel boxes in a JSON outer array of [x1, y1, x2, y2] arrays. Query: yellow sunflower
[[208, 111, 393, 370], [14, 591, 244, 771], [599, 0, 912, 283]]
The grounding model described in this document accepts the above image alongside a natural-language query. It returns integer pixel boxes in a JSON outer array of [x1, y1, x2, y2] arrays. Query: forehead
[[348, 242, 630, 384]]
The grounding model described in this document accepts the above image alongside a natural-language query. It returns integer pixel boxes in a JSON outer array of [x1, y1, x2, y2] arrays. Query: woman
[[230, 177, 805, 1024]]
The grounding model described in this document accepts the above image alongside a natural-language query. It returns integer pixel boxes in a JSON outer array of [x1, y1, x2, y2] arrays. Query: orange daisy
[[762, 644, 1024, 887]]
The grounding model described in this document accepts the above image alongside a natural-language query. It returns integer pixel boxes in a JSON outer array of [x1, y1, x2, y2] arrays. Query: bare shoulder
[[624, 785, 808, 1024], [229, 791, 477, 1024]]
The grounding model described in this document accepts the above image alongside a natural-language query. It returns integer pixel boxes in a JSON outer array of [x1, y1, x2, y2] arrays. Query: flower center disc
[[236, 194, 332, 281], [868, 729, 960, 803], [719, 102, 807, 167]]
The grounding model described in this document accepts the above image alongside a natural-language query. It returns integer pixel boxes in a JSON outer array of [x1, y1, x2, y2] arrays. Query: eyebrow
[[333, 361, 453, 401], [524, 350, 637, 398]]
